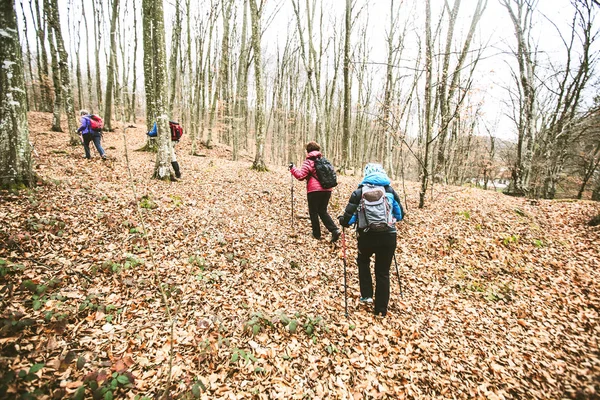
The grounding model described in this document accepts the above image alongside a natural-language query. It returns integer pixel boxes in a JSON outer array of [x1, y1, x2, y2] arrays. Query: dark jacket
[[339, 172, 404, 234]]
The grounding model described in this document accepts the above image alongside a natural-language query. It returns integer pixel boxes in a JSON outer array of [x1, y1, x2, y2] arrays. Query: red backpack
[[89, 115, 104, 131], [169, 121, 183, 141]]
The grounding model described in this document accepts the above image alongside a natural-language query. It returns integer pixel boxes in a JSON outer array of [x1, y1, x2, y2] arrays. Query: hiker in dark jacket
[[147, 121, 181, 178], [289, 141, 341, 242], [338, 163, 404, 317], [77, 109, 106, 160]]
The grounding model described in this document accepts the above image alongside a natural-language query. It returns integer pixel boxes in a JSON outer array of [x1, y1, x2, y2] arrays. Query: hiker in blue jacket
[[338, 163, 404, 317], [77, 110, 106, 160], [147, 121, 182, 178]]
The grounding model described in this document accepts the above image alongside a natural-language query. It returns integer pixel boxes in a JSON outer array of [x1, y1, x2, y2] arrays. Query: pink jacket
[[290, 151, 333, 193]]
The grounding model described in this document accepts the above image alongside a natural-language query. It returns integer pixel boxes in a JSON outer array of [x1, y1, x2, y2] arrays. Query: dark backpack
[[89, 115, 104, 132], [313, 157, 337, 189], [169, 121, 183, 141]]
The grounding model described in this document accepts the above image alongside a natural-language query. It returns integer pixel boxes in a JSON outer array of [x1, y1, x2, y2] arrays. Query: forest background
[[9, 0, 600, 204]]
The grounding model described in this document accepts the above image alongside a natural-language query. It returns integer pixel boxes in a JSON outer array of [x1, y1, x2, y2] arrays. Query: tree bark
[[103, 0, 120, 131], [92, 0, 103, 111], [341, 0, 351, 173], [249, 0, 267, 171], [419, 0, 433, 209], [32, 0, 52, 111], [0, 0, 34, 189], [168, 0, 181, 115], [144, 0, 174, 179], [46, 0, 78, 144], [45, 1, 62, 132], [233, 0, 249, 161]]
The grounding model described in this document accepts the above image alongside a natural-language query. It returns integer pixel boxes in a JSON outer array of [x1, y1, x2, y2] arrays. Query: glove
[[338, 215, 348, 228], [288, 163, 294, 171]]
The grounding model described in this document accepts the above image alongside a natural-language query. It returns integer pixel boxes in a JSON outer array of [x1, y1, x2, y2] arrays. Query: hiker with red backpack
[[147, 121, 183, 178], [77, 110, 107, 160], [337, 163, 404, 317], [289, 141, 341, 243]]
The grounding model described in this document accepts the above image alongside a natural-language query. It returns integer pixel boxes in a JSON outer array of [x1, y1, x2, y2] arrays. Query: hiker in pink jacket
[[289, 141, 341, 242]]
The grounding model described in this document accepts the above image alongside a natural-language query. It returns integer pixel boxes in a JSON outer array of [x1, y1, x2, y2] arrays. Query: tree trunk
[[0, 0, 34, 189], [32, 0, 52, 111], [92, 0, 103, 111], [219, 0, 233, 148], [45, 3, 62, 133], [341, 0, 351, 173], [144, 0, 174, 180], [103, 0, 120, 131], [168, 0, 181, 114], [20, 0, 38, 111], [82, 0, 94, 112], [140, 0, 157, 151], [46, 0, 78, 144], [233, 0, 249, 161], [129, 0, 138, 122], [249, 0, 267, 171], [419, 0, 433, 209]]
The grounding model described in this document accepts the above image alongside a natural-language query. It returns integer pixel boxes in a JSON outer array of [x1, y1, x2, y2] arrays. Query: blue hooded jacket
[[340, 163, 404, 231]]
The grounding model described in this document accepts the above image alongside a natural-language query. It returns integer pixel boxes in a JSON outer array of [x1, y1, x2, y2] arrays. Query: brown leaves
[[1, 113, 599, 398]]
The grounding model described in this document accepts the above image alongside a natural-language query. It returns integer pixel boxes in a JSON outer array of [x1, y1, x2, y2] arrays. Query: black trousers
[[307, 191, 337, 238], [357, 232, 397, 315]]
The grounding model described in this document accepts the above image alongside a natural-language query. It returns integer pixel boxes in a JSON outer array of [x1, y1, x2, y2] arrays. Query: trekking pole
[[394, 254, 403, 298], [342, 227, 348, 318], [291, 172, 294, 230]]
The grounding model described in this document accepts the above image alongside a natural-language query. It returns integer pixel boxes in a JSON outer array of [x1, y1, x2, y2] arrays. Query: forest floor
[[1, 112, 599, 400]]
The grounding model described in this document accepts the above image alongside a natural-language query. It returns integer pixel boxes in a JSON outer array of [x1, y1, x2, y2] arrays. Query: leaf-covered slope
[[1, 112, 599, 399]]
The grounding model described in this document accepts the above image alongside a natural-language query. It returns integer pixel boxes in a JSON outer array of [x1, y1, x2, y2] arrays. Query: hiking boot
[[331, 230, 341, 243], [359, 297, 373, 304]]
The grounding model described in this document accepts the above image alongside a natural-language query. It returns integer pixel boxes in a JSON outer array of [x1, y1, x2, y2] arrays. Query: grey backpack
[[357, 184, 394, 231]]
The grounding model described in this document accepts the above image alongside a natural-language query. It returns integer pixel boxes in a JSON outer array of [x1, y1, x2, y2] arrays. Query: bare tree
[[419, 0, 434, 208], [501, 0, 538, 196], [103, 0, 120, 131], [31, 0, 52, 112], [142, 0, 175, 179], [341, 0, 351, 172], [535, 0, 597, 198], [249, 0, 267, 171], [292, 0, 325, 147], [1, 0, 33, 189]]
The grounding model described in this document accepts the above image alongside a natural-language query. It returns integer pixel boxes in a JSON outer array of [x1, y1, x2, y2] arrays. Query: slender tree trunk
[[219, 0, 233, 147], [419, 0, 433, 209], [45, 2, 62, 132], [32, 0, 52, 111], [20, 1, 38, 111], [341, 0, 351, 173], [168, 0, 181, 114], [47, 0, 78, 143], [1, 0, 34, 189], [249, 0, 267, 171], [91, 0, 103, 111], [103, 0, 119, 131], [233, 0, 249, 161], [140, 0, 157, 151], [82, 0, 94, 112], [129, 0, 138, 122]]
